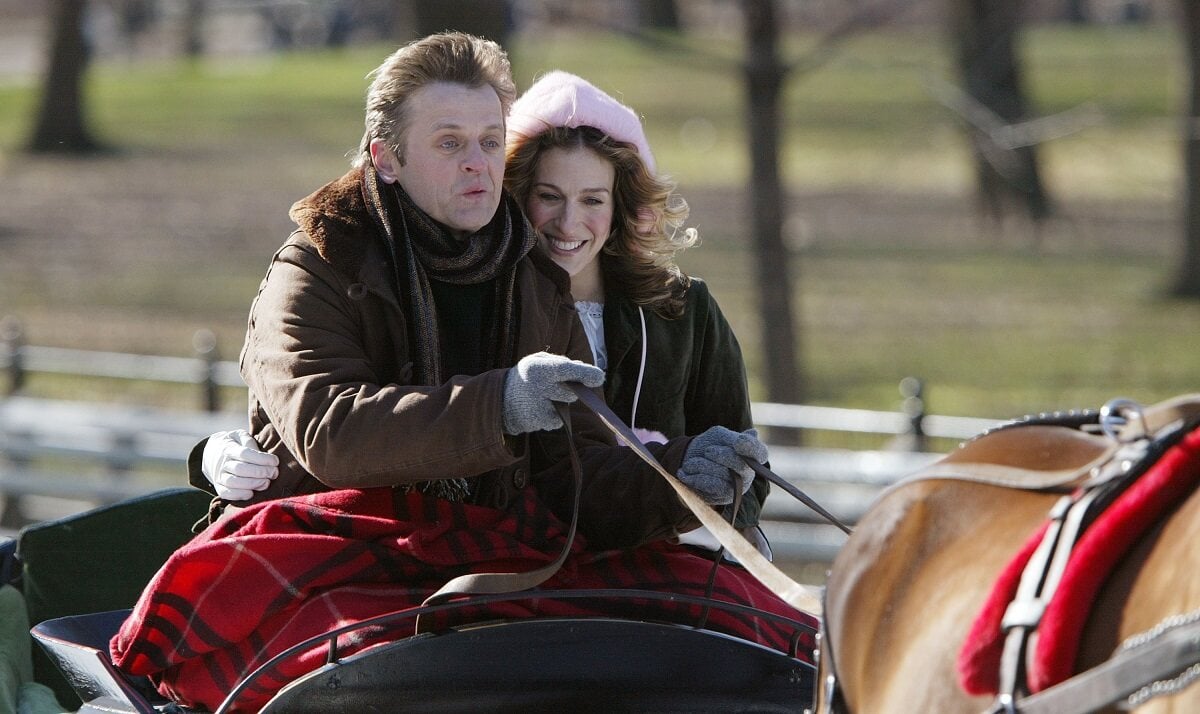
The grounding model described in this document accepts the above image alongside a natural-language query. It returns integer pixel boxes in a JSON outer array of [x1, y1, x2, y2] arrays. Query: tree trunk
[[743, 0, 803, 409], [1174, 0, 1200, 297], [640, 0, 682, 30], [28, 0, 100, 153], [1065, 0, 1089, 22], [412, 0, 512, 47], [181, 0, 206, 57], [950, 0, 1051, 229]]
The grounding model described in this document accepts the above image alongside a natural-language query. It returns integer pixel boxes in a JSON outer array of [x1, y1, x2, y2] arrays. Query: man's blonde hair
[[354, 32, 516, 167]]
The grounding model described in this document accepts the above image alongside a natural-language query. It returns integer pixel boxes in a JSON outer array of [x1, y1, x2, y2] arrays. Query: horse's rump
[[824, 477, 1060, 713], [821, 401, 1200, 714]]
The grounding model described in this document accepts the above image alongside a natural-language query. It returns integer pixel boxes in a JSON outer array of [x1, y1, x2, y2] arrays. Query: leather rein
[[416, 383, 839, 633], [565, 382, 836, 614]]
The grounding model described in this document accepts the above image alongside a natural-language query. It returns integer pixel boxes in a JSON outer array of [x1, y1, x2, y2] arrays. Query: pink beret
[[507, 70, 656, 173]]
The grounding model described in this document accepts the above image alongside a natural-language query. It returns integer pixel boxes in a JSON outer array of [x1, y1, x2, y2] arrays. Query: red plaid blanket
[[111, 487, 815, 712]]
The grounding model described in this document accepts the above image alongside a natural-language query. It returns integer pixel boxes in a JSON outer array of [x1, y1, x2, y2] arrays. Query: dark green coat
[[600, 278, 769, 529]]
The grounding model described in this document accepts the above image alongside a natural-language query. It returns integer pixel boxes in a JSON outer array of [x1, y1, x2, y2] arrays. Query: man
[[198, 31, 767, 550]]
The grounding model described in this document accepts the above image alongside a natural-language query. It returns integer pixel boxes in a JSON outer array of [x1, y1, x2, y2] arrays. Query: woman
[[503, 70, 771, 555]]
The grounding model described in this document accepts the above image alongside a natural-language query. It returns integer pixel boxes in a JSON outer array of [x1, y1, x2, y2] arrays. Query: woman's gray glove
[[201, 429, 279, 501], [502, 351, 605, 435], [676, 427, 767, 505]]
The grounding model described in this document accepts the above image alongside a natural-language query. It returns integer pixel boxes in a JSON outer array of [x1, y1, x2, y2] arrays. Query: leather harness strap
[[566, 383, 824, 615], [995, 614, 1200, 714], [414, 402, 583, 633], [992, 435, 1162, 707], [898, 456, 1114, 493], [892, 393, 1200, 496], [417, 386, 830, 632]]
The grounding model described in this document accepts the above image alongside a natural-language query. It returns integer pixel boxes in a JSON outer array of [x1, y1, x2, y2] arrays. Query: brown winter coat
[[227, 169, 696, 549]]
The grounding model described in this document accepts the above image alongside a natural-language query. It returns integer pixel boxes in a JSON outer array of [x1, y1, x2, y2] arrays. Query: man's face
[[391, 82, 506, 238]]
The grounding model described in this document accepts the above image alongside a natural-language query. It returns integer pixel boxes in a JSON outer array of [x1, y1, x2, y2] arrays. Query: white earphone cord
[[629, 306, 647, 430]]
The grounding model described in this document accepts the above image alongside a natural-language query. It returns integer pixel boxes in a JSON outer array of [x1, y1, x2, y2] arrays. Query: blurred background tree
[[639, 0, 681, 30], [412, 0, 512, 47], [1175, 0, 1200, 297], [28, 0, 99, 153], [744, 0, 802, 407], [950, 0, 1053, 243]]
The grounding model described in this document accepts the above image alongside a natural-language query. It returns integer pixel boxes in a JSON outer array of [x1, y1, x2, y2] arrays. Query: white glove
[[201, 429, 279, 501], [676, 427, 767, 505], [501, 351, 605, 435]]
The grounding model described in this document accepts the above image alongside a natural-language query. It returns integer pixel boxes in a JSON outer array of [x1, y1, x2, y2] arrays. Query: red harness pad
[[958, 425, 1200, 696], [110, 487, 815, 712]]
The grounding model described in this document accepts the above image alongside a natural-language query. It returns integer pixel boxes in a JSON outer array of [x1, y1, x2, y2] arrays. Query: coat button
[[512, 468, 527, 489]]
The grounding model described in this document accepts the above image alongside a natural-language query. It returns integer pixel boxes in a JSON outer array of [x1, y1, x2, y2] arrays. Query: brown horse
[[817, 395, 1200, 714]]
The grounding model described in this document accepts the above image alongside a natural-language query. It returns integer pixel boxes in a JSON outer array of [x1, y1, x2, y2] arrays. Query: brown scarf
[[361, 165, 535, 500], [362, 164, 534, 386]]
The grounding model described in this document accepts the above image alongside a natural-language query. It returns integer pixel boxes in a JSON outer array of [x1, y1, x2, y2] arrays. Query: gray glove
[[502, 351, 605, 435], [676, 427, 767, 505]]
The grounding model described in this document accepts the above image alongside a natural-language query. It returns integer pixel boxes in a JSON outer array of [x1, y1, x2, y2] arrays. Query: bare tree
[[743, 0, 802, 407], [539, 0, 916, 409], [28, 0, 101, 153], [639, 0, 682, 30], [950, 0, 1052, 235], [1174, 0, 1200, 297], [412, 0, 512, 47], [181, 0, 207, 57]]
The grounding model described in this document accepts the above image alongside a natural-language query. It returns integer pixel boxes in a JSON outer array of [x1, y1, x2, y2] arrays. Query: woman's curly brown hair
[[504, 126, 698, 319]]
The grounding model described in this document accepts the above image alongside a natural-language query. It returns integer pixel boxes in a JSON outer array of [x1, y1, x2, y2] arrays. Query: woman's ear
[[369, 139, 401, 184]]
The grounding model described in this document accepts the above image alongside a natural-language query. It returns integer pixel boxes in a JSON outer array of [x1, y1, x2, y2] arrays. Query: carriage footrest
[[30, 609, 166, 714]]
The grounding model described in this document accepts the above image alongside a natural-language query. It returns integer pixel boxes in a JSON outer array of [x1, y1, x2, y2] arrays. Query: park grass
[[1, 23, 1196, 435], [514, 23, 1181, 199]]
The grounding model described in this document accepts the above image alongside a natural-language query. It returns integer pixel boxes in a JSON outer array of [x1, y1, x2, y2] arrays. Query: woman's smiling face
[[524, 146, 616, 281]]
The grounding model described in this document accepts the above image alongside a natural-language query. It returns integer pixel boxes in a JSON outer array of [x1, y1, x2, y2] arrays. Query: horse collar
[[980, 400, 1200, 708]]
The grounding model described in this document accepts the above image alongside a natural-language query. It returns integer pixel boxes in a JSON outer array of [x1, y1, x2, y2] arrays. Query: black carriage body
[[34, 606, 814, 713], [17, 489, 815, 713]]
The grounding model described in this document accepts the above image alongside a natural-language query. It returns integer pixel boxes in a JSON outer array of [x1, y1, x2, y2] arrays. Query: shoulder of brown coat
[[285, 169, 374, 281]]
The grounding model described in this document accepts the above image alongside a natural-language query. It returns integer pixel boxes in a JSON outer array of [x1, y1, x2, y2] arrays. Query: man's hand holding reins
[[502, 351, 605, 435]]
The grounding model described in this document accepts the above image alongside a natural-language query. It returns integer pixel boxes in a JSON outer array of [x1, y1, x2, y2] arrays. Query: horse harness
[[816, 396, 1200, 714], [983, 398, 1200, 714]]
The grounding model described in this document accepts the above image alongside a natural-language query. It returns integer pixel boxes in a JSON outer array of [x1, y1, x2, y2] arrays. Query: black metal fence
[[0, 316, 1002, 566], [1, 317, 242, 412]]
